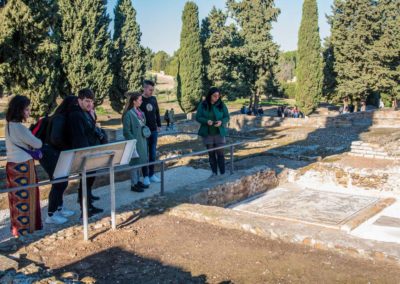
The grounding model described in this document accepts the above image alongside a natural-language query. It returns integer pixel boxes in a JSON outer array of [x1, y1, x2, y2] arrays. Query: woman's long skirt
[[6, 160, 42, 237]]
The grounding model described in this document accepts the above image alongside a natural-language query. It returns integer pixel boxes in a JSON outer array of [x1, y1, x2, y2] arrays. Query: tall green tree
[[152, 51, 170, 72], [58, 0, 113, 106], [143, 47, 154, 71], [296, 0, 323, 115], [201, 6, 246, 100], [330, 0, 380, 107], [111, 0, 145, 112], [177, 1, 204, 113], [372, 0, 400, 107], [322, 36, 337, 102], [0, 0, 59, 117], [227, 0, 280, 109]]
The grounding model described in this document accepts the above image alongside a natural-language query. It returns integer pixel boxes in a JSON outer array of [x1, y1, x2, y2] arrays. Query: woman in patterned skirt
[[5, 95, 43, 237]]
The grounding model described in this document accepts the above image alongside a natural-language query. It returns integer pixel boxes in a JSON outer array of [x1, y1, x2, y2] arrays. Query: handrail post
[[82, 158, 89, 241], [160, 161, 165, 196], [109, 155, 116, 230], [230, 145, 234, 175]]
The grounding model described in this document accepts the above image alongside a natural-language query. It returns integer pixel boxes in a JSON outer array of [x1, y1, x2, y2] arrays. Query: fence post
[[160, 161, 165, 196], [110, 164, 116, 230], [230, 145, 234, 175], [82, 159, 89, 241]]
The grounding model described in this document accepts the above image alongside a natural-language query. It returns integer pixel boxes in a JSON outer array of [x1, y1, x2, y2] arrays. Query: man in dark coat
[[67, 88, 103, 217]]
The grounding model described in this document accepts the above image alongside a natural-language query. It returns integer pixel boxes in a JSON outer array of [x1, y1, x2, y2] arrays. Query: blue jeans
[[147, 131, 158, 177]]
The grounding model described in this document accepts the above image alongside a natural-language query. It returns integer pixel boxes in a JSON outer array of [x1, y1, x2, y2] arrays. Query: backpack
[[29, 114, 49, 143]]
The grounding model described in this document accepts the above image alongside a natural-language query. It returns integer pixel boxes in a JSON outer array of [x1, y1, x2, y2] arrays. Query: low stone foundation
[[189, 168, 278, 207], [350, 141, 399, 160]]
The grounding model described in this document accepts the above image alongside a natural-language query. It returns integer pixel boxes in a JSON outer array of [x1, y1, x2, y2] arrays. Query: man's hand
[[207, 120, 213, 126], [214, 121, 222, 127]]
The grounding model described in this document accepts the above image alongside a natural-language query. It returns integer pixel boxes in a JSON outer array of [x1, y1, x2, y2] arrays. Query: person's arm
[[154, 98, 161, 128], [122, 112, 135, 140], [69, 112, 90, 148], [17, 124, 43, 149], [195, 103, 209, 125]]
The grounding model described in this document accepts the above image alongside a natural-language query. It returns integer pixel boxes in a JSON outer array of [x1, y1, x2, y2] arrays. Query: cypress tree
[[296, 0, 323, 115], [58, 0, 113, 106], [0, 0, 59, 117], [372, 0, 400, 107], [227, 0, 280, 109], [330, 0, 380, 106], [111, 0, 145, 112], [177, 1, 204, 113]]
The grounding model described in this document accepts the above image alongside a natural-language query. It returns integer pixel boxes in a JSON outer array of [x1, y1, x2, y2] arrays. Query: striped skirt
[[6, 160, 42, 237]]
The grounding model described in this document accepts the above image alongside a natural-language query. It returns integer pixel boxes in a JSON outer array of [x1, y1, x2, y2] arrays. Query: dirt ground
[[22, 214, 400, 283]]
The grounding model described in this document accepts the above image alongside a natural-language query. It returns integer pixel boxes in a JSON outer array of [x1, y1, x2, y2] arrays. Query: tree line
[[0, 0, 145, 116], [0, 0, 399, 117]]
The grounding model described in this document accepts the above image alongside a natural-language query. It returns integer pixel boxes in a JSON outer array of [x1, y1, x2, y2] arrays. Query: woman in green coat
[[196, 87, 230, 177], [122, 92, 149, 192]]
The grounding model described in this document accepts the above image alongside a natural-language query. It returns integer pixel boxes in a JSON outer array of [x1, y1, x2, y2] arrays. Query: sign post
[[53, 140, 136, 241]]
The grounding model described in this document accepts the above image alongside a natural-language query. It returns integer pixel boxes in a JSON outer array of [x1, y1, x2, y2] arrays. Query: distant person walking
[[168, 108, 175, 130], [40, 96, 77, 225], [122, 92, 150, 192], [140, 80, 161, 185], [164, 109, 170, 130], [5, 95, 43, 237], [67, 89, 103, 217], [196, 87, 230, 177]]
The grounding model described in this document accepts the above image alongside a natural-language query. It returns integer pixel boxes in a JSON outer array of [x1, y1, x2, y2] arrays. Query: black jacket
[[140, 96, 161, 131], [45, 114, 70, 151], [67, 105, 101, 149]]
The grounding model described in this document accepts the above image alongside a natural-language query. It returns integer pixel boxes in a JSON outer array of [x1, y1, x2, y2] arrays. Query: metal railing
[[0, 138, 257, 240]]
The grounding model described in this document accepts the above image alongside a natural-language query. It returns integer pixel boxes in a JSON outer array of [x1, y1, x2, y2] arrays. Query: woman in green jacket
[[196, 87, 230, 177], [122, 92, 149, 192]]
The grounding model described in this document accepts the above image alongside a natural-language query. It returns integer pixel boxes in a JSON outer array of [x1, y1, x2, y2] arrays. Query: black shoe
[[131, 185, 144, 192], [137, 181, 149, 189], [90, 195, 100, 201], [89, 206, 103, 214]]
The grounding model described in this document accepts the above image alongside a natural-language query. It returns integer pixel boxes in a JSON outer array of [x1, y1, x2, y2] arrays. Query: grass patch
[[96, 106, 111, 115]]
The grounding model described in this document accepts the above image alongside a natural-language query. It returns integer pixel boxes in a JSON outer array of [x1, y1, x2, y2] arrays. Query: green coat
[[196, 100, 230, 137], [122, 108, 148, 166]]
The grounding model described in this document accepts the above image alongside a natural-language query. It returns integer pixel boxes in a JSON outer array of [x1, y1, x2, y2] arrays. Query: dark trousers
[[39, 144, 69, 215], [147, 131, 158, 177], [48, 180, 68, 214], [78, 175, 96, 207], [204, 135, 226, 175]]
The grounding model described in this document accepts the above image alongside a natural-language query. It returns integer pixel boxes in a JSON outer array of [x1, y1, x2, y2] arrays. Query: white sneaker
[[209, 173, 217, 179], [143, 176, 151, 186], [56, 208, 75, 218], [150, 175, 161, 183], [45, 214, 68, 225]]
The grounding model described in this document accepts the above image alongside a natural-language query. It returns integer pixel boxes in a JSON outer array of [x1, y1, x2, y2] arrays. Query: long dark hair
[[202, 87, 223, 111], [53, 95, 78, 115], [6, 95, 31, 122], [122, 92, 142, 117]]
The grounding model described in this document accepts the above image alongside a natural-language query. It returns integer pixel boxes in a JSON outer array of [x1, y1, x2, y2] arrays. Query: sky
[[107, 0, 334, 55]]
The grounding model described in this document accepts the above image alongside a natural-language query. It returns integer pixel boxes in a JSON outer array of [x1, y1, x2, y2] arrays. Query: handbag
[[8, 124, 43, 160], [141, 126, 151, 138]]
